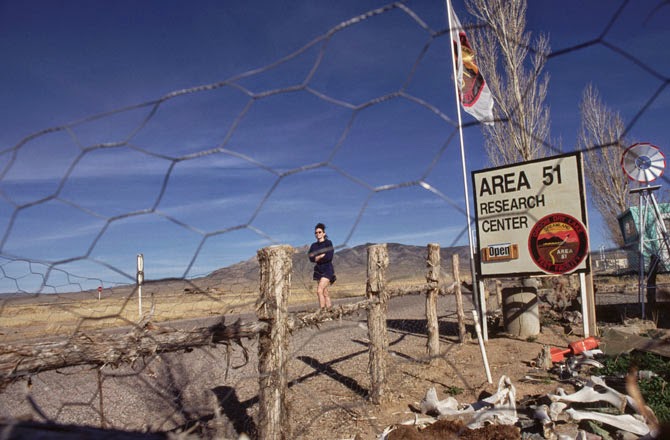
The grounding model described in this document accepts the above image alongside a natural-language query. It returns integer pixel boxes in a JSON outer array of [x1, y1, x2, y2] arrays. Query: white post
[[472, 310, 492, 384], [137, 253, 144, 318], [579, 272, 590, 337], [446, 0, 484, 331]]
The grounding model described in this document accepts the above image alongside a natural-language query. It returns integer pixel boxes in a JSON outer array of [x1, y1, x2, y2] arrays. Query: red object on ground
[[550, 336, 599, 362]]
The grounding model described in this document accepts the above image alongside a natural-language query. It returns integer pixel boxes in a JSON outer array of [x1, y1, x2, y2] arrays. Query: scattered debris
[[530, 404, 553, 438], [565, 408, 650, 437], [467, 375, 517, 429], [381, 376, 518, 439], [419, 387, 459, 417], [380, 372, 660, 440], [533, 345, 553, 370], [532, 338, 604, 380], [548, 376, 628, 412], [600, 327, 670, 358], [549, 336, 599, 362]]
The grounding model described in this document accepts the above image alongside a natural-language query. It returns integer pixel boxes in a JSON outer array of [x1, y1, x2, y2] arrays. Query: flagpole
[[445, 0, 484, 338]]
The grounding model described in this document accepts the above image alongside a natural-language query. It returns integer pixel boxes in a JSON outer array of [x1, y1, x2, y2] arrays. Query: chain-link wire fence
[[1, 0, 669, 438]]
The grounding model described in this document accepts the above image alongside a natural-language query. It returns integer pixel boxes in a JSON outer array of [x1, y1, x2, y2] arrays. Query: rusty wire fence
[[1, 0, 670, 438]]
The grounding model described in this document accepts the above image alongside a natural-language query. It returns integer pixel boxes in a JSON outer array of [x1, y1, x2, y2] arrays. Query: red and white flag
[[448, 2, 494, 125]]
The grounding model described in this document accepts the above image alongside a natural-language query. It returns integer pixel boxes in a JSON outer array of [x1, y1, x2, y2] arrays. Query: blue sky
[[1, 0, 669, 293]]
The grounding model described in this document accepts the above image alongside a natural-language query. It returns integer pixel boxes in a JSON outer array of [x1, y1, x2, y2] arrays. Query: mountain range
[[1, 243, 471, 300], [199, 243, 471, 294]]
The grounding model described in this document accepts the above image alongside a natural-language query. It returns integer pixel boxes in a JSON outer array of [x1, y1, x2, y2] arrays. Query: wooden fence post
[[256, 245, 293, 440], [426, 243, 440, 364], [496, 279, 503, 309], [453, 253, 467, 343], [366, 243, 389, 404]]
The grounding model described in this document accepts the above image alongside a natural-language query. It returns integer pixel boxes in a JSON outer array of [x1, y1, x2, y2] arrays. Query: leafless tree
[[465, 0, 553, 165], [463, 0, 556, 316], [577, 84, 631, 247]]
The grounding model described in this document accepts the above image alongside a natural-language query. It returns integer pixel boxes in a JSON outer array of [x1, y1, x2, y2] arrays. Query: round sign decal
[[528, 213, 588, 274]]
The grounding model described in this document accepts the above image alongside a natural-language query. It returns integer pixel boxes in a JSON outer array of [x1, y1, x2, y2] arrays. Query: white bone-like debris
[[419, 386, 460, 416], [565, 408, 650, 436], [549, 401, 568, 421], [557, 431, 588, 440], [589, 375, 653, 416], [533, 404, 552, 425], [548, 377, 627, 411], [414, 377, 519, 429], [581, 375, 654, 417], [532, 404, 555, 439], [467, 375, 518, 429]]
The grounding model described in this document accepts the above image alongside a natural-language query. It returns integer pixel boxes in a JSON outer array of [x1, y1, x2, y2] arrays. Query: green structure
[[618, 202, 670, 272]]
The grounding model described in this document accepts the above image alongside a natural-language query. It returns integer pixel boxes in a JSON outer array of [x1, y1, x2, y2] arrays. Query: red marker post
[[98, 286, 102, 301]]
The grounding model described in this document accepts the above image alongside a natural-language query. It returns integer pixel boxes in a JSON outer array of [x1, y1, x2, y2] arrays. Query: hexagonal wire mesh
[[1, 0, 669, 438]]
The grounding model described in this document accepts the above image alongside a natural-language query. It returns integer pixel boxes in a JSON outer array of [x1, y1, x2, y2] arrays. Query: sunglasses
[[315, 230, 324, 235]]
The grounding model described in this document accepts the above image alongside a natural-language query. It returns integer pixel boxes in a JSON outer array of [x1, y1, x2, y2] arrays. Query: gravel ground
[[0, 291, 663, 439]]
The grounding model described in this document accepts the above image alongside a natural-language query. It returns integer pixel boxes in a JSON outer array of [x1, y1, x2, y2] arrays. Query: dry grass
[[0, 279, 387, 343]]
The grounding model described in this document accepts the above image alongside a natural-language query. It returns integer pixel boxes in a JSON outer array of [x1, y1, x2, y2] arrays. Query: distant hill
[[3, 243, 471, 300], [203, 243, 471, 292]]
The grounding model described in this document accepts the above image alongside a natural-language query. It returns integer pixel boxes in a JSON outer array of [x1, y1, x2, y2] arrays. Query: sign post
[[137, 253, 144, 318], [472, 152, 595, 336]]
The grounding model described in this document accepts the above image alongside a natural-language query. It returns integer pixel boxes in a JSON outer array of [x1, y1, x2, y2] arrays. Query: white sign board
[[472, 152, 590, 277]]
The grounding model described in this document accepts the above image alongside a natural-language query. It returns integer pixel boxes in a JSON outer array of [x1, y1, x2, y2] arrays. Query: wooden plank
[[600, 328, 670, 358]]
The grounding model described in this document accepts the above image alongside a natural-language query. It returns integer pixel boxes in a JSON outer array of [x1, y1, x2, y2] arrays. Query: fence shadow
[[211, 386, 258, 438], [352, 333, 427, 363], [164, 386, 259, 439], [296, 356, 368, 399], [386, 318, 469, 343]]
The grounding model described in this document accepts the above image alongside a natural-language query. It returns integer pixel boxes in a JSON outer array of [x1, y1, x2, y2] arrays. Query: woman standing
[[308, 222, 335, 309]]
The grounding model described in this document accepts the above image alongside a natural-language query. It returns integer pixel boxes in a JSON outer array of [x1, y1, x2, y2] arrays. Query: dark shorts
[[314, 274, 336, 285], [313, 263, 335, 283]]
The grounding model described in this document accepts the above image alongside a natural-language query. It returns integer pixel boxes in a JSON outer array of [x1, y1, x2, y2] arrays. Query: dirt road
[[0, 292, 582, 439]]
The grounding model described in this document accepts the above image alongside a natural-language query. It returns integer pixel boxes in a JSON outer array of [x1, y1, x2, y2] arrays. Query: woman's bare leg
[[317, 277, 332, 308]]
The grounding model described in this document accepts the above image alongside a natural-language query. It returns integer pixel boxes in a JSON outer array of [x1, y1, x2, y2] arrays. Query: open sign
[[482, 243, 518, 262]]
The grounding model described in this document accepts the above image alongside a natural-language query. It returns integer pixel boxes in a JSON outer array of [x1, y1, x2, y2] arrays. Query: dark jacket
[[308, 239, 335, 282]]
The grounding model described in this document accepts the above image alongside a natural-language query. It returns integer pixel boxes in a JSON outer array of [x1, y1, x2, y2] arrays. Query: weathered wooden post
[[495, 279, 503, 309], [256, 245, 293, 439], [366, 243, 389, 404], [452, 253, 467, 343], [426, 243, 440, 364]]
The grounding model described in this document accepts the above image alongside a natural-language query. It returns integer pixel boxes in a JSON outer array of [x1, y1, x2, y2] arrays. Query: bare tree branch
[[577, 84, 631, 246], [0, 319, 267, 386], [466, 0, 554, 166]]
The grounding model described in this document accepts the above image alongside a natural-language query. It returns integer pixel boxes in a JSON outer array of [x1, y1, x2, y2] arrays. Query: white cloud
[[376, 225, 467, 244]]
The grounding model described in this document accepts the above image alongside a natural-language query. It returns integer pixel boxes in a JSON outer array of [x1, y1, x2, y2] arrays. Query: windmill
[[619, 142, 669, 317]]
